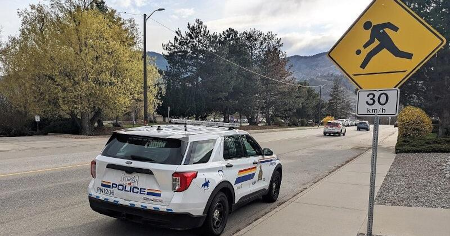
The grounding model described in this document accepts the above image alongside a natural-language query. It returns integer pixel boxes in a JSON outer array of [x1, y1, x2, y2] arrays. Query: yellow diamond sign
[[328, 0, 446, 89]]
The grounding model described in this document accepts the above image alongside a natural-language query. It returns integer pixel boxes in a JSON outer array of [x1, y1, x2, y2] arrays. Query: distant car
[[324, 121, 346, 136], [337, 119, 348, 127], [394, 121, 398, 127], [357, 121, 370, 131]]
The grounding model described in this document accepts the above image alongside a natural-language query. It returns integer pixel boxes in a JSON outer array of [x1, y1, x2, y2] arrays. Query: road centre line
[[0, 163, 90, 178]]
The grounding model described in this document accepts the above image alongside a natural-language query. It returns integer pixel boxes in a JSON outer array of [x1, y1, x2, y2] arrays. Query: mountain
[[287, 53, 357, 101], [147, 51, 356, 102], [147, 52, 168, 71]]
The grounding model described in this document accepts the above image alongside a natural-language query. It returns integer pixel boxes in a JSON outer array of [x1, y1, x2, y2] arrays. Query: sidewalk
[[236, 131, 442, 236]]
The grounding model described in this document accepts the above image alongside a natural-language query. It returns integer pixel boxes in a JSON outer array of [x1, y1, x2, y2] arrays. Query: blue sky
[[0, 0, 372, 56]]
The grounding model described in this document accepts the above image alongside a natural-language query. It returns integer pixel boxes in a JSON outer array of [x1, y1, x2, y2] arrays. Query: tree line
[[401, 0, 450, 137], [156, 20, 323, 125]]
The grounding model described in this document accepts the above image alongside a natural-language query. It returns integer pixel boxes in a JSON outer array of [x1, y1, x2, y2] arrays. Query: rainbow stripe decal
[[146, 189, 162, 197], [101, 181, 112, 188], [235, 167, 257, 185]]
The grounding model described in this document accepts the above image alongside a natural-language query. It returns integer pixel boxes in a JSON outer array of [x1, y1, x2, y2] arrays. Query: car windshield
[[101, 133, 187, 165], [359, 122, 368, 125]]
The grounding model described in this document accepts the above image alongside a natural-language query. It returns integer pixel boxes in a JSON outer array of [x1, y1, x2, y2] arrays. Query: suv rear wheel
[[263, 171, 281, 203], [201, 192, 229, 235]]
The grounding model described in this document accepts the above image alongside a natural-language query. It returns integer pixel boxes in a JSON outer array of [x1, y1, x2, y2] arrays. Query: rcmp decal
[[201, 178, 210, 190], [100, 180, 161, 197], [235, 167, 257, 185]]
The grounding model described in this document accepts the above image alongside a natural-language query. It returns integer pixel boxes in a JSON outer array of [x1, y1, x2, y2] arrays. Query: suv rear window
[[102, 133, 187, 165], [327, 122, 340, 127]]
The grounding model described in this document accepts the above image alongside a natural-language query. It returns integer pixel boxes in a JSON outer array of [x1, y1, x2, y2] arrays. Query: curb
[[247, 127, 321, 134]]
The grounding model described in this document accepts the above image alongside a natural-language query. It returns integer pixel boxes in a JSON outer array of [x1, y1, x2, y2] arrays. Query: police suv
[[88, 120, 282, 235]]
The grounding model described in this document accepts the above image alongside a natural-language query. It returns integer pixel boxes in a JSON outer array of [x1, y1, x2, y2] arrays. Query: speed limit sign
[[356, 89, 399, 116]]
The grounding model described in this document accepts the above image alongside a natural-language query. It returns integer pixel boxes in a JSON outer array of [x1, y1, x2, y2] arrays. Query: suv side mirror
[[263, 148, 273, 156]]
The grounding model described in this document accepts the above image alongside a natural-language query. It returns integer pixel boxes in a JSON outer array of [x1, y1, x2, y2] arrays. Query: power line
[[120, 12, 323, 88]]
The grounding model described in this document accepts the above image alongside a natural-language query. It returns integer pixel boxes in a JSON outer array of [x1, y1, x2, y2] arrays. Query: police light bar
[[170, 119, 240, 128]]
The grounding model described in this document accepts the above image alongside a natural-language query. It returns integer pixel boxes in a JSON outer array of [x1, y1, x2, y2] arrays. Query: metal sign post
[[367, 115, 379, 236], [356, 89, 399, 236]]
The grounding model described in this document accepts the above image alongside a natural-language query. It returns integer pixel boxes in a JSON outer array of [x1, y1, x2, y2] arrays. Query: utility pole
[[143, 8, 165, 125], [318, 85, 322, 126]]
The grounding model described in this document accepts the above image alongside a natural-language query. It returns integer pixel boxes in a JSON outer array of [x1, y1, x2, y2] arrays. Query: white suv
[[88, 122, 282, 235]]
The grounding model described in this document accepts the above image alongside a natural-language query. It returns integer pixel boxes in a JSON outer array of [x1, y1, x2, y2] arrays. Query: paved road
[[0, 126, 397, 236]]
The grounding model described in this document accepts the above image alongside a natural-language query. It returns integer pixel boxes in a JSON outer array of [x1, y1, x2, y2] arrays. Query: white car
[[323, 120, 347, 136], [88, 121, 282, 235]]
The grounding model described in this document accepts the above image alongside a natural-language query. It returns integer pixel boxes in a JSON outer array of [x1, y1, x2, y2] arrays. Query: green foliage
[[159, 20, 320, 125], [398, 106, 433, 138], [396, 136, 450, 153], [401, 0, 450, 137], [326, 78, 352, 118], [0, 98, 31, 136], [0, 0, 160, 135]]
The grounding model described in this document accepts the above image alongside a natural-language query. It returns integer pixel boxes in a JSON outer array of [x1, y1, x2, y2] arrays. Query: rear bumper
[[324, 130, 341, 134], [89, 197, 206, 230]]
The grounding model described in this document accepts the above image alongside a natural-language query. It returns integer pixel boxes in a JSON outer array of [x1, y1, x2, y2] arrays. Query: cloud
[[206, 0, 372, 55], [174, 8, 195, 18], [109, 0, 148, 9], [281, 32, 337, 56]]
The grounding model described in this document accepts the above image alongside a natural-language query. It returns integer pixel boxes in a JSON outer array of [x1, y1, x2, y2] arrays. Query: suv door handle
[[225, 163, 233, 168], [253, 161, 258, 165]]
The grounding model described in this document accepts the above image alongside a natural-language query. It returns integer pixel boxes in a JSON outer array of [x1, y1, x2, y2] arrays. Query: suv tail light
[[91, 160, 96, 178], [172, 172, 197, 192]]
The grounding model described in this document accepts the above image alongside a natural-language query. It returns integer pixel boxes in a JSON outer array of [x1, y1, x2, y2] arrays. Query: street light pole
[[143, 8, 165, 125], [143, 13, 148, 124]]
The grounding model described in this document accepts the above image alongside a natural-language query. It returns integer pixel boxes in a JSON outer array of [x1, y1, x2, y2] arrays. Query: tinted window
[[223, 135, 245, 160], [184, 140, 216, 165], [243, 135, 262, 156], [327, 122, 340, 127], [102, 133, 186, 165]]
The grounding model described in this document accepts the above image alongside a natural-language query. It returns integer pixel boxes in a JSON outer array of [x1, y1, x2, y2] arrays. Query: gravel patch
[[376, 153, 450, 209]]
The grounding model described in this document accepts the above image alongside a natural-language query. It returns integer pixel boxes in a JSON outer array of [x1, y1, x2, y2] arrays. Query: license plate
[[119, 174, 139, 187]]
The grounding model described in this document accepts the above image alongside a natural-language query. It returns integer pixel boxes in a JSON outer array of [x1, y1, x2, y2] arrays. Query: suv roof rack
[[170, 119, 240, 128]]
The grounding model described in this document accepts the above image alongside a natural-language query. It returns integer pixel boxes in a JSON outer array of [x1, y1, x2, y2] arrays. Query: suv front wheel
[[201, 192, 229, 236]]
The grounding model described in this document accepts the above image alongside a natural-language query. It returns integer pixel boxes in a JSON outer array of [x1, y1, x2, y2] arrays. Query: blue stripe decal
[[95, 196, 100, 199], [89, 193, 92, 197], [166, 209, 173, 212], [141, 205, 147, 209], [146, 192, 162, 197], [153, 207, 160, 211], [130, 203, 136, 207], [101, 184, 111, 188], [104, 198, 109, 202], [113, 200, 119, 204], [235, 173, 255, 185], [259, 159, 274, 164]]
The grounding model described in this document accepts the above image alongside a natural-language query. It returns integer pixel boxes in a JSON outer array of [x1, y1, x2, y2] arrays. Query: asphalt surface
[[0, 126, 397, 236]]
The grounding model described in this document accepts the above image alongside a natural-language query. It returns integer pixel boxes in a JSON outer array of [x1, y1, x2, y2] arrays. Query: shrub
[[300, 119, 307, 127], [42, 118, 79, 134], [322, 116, 334, 125], [290, 117, 299, 126], [396, 136, 450, 153], [398, 106, 432, 138]]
